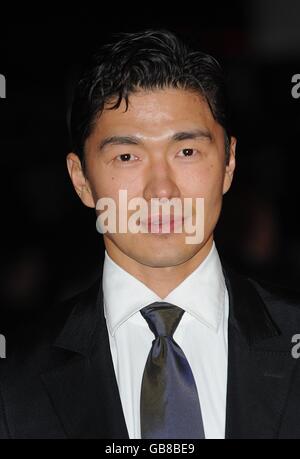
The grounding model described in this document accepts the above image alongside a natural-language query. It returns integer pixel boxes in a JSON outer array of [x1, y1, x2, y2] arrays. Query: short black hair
[[69, 29, 231, 168]]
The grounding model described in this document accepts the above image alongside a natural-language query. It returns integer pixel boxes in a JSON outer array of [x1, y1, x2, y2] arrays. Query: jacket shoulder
[[249, 277, 300, 309], [2, 275, 101, 361], [247, 276, 300, 332], [222, 257, 300, 336]]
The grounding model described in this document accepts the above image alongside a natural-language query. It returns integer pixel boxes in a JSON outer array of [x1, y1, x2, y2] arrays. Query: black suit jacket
[[1, 262, 300, 439]]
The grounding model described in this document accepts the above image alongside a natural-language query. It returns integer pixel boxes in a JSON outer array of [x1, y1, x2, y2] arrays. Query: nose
[[143, 159, 181, 202]]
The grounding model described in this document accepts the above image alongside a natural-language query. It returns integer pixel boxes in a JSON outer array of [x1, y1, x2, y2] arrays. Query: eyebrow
[[97, 129, 212, 151]]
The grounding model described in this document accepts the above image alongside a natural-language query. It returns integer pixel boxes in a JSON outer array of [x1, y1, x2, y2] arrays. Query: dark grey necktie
[[140, 301, 205, 439]]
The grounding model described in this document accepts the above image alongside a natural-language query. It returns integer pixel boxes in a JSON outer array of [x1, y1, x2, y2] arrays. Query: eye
[[115, 153, 137, 162], [177, 148, 198, 157]]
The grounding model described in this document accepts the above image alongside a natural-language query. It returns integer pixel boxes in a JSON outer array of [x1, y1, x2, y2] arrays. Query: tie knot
[[140, 302, 184, 338]]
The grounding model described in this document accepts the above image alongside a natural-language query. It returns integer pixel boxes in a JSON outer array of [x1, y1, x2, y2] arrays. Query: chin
[[129, 244, 201, 268], [105, 232, 205, 268]]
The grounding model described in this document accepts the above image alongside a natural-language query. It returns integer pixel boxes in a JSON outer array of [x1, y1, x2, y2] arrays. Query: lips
[[141, 215, 184, 232], [149, 215, 174, 225]]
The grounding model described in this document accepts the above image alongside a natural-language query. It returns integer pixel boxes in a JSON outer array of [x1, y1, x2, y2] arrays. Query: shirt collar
[[103, 241, 225, 336]]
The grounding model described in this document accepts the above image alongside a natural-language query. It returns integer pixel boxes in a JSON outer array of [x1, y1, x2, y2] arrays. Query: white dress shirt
[[102, 241, 229, 439]]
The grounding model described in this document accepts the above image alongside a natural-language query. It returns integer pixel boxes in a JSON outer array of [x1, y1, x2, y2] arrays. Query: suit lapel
[[223, 265, 296, 439], [41, 276, 129, 439]]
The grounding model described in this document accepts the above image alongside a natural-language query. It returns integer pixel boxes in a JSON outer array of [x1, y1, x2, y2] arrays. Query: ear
[[222, 136, 237, 195], [66, 152, 95, 208]]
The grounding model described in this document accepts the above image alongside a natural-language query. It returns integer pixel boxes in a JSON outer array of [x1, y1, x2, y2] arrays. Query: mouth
[[140, 215, 184, 233]]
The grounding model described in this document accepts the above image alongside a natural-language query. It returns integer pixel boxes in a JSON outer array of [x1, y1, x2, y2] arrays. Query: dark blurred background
[[1, 2, 300, 324]]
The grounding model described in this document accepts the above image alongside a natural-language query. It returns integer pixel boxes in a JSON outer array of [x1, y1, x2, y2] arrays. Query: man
[[1, 29, 300, 439]]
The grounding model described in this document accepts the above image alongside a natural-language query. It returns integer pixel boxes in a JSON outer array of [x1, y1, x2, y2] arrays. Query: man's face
[[67, 88, 236, 268]]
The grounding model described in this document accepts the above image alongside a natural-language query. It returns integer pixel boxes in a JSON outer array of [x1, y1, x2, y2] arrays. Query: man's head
[[67, 30, 236, 270]]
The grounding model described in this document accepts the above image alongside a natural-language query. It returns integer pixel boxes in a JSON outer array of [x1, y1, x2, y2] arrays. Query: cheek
[[207, 163, 225, 198], [88, 162, 119, 198], [90, 168, 144, 204], [180, 162, 224, 198]]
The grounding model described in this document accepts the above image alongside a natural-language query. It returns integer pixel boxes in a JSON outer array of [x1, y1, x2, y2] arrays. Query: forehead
[[92, 88, 219, 138]]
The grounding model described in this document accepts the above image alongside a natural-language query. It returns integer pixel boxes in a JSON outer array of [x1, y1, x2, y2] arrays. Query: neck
[[104, 236, 214, 298]]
